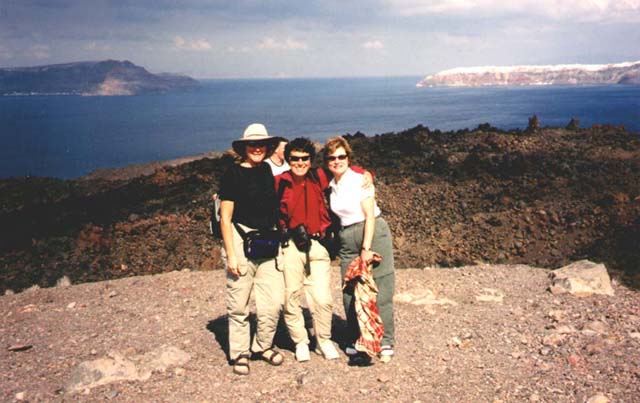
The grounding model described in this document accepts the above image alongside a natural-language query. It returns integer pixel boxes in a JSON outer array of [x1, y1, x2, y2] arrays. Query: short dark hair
[[285, 137, 315, 162]]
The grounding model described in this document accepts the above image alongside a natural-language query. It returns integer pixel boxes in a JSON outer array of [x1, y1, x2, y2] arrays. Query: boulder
[[548, 260, 614, 297], [66, 345, 190, 392]]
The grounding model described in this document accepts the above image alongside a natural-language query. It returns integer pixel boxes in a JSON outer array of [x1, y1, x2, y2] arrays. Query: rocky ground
[[1, 123, 639, 293], [2, 263, 639, 402], [1, 123, 639, 402]]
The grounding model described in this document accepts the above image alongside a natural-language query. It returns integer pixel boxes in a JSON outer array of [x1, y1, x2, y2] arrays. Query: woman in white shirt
[[324, 136, 395, 364], [265, 137, 290, 176]]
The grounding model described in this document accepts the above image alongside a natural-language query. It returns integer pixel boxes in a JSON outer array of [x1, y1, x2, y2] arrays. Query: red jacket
[[275, 168, 331, 237]]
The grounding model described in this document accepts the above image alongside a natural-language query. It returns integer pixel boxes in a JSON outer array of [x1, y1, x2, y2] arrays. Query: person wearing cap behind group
[[324, 136, 396, 365], [218, 123, 285, 376], [266, 137, 290, 176]]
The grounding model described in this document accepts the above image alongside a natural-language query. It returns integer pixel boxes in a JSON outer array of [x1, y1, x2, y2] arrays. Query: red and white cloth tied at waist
[[343, 253, 384, 357]]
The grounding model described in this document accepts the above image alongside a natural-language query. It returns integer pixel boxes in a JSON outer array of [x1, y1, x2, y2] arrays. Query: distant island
[[416, 61, 640, 87], [0, 60, 198, 96]]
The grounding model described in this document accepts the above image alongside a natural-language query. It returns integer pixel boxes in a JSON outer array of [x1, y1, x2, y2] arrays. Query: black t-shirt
[[218, 162, 278, 229]]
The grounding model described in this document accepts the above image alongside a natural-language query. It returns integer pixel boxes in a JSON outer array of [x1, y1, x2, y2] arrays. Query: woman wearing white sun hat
[[218, 123, 285, 375]]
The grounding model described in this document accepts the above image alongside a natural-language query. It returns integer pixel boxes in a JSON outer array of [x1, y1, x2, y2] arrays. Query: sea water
[[1, 77, 639, 179]]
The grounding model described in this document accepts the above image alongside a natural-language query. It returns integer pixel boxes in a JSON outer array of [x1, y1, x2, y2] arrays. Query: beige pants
[[226, 225, 284, 360], [283, 239, 333, 346]]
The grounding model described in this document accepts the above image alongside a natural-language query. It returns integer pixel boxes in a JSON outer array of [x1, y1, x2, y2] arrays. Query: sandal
[[233, 354, 250, 376], [261, 348, 284, 366]]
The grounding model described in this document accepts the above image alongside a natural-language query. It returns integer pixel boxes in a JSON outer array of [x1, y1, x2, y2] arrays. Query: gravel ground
[[2, 264, 639, 402]]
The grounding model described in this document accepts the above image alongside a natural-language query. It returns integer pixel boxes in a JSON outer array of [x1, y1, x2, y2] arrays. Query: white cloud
[[383, 0, 640, 21], [363, 40, 385, 50], [30, 44, 50, 60], [191, 39, 213, 51], [258, 37, 308, 51], [174, 36, 186, 48], [173, 36, 213, 51]]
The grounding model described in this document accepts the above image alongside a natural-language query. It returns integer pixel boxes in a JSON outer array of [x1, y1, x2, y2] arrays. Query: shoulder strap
[[275, 173, 291, 229], [277, 175, 288, 200], [233, 222, 247, 239]]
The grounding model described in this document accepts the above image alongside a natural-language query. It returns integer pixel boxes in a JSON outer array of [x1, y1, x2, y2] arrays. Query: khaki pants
[[282, 239, 333, 346], [226, 225, 284, 360]]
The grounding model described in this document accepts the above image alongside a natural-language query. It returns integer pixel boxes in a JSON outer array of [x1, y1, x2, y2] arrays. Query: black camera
[[291, 224, 310, 252]]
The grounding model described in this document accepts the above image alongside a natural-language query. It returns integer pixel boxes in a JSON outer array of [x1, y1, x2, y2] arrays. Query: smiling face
[[325, 146, 349, 178], [245, 141, 268, 165], [289, 150, 311, 178]]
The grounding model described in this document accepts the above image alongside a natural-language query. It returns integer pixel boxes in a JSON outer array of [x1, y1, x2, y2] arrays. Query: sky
[[1, 0, 640, 79]]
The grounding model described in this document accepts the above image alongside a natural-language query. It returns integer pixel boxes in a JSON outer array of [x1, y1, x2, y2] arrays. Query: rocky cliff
[[0, 60, 198, 96], [417, 61, 640, 87], [0, 121, 639, 294]]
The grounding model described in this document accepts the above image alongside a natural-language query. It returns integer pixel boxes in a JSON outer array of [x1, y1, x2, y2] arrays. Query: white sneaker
[[380, 346, 394, 363], [317, 341, 340, 360], [295, 343, 310, 362]]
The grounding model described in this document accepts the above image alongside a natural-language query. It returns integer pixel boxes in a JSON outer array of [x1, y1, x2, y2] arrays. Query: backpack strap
[[275, 173, 292, 230], [277, 175, 289, 200]]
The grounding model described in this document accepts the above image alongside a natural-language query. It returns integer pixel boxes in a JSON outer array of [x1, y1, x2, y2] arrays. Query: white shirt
[[266, 158, 290, 176], [329, 167, 381, 226]]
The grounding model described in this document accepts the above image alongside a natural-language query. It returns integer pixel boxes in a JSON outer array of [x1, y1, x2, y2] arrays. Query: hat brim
[[232, 137, 278, 157]]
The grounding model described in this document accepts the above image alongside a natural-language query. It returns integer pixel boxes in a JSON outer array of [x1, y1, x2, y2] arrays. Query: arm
[[361, 170, 373, 189], [359, 196, 376, 263], [220, 200, 240, 277], [350, 165, 374, 189], [318, 165, 375, 189]]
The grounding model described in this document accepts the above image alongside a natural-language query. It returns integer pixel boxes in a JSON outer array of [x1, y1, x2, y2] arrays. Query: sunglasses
[[246, 141, 266, 148], [325, 154, 348, 162], [289, 155, 311, 162]]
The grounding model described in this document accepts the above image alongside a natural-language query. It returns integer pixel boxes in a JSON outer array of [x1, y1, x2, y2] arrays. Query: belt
[[340, 221, 364, 230], [283, 230, 322, 240]]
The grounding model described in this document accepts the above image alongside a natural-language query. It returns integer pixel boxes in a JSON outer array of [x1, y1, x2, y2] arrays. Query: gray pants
[[338, 216, 395, 347]]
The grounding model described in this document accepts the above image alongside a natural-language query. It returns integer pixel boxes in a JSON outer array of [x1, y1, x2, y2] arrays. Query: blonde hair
[[323, 136, 352, 160]]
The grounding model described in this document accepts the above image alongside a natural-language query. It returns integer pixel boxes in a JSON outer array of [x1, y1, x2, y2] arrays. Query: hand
[[360, 249, 374, 263], [227, 255, 240, 277]]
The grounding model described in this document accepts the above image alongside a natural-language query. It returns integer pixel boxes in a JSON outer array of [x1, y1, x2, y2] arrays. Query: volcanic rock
[[549, 260, 615, 296]]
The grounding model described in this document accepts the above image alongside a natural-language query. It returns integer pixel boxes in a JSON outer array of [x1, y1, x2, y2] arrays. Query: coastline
[[78, 150, 224, 182], [1, 123, 639, 294]]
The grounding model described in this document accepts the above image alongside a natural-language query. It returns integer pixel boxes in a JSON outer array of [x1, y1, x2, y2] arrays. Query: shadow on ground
[[207, 309, 351, 362]]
